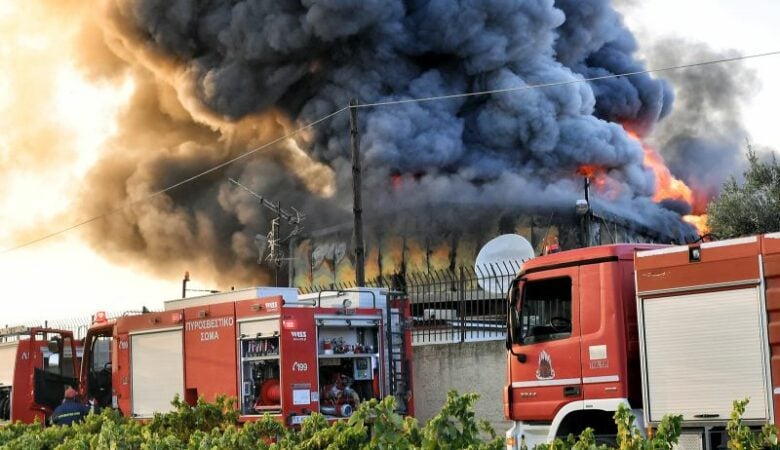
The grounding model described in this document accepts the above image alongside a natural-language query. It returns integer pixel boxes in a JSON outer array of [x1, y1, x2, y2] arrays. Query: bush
[[0, 391, 500, 450], [1, 395, 776, 450]]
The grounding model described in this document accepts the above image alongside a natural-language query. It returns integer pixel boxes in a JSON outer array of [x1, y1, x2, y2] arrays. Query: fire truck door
[[510, 266, 582, 421], [33, 335, 79, 412]]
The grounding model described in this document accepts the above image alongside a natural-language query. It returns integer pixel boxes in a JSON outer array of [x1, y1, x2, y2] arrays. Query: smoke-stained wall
[[291, 210, 663, 289]]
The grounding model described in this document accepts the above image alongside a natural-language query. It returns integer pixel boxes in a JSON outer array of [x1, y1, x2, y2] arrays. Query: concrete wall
[[411, 340, 510, 433]]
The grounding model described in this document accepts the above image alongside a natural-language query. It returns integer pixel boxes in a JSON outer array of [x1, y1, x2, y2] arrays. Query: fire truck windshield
[[87, 335, 113, 407], [519, 277, 572, 344], [43, 336, 76, 379]]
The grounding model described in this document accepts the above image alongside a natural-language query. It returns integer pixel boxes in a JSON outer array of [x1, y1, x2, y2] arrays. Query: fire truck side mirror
[[507, 309, 523, 346], [506, 278, 525, 349], [505, 330, 513, 351]]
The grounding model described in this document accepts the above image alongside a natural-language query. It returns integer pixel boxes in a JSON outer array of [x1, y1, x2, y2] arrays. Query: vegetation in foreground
[[1, 394, 778, 450], [708, 145, 780, 238]]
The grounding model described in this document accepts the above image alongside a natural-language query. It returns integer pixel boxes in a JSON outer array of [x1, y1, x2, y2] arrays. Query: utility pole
[[350, 98, 366, 286], [584, 176, 592, 247], [228, 178, 304, 286]]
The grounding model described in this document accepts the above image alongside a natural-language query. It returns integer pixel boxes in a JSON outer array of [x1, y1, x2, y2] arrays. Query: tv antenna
[[228, 178, 305, 271]]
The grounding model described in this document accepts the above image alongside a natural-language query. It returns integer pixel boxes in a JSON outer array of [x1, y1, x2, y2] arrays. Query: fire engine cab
[[504, 234, 780, 450], [0, 326, 79, 424], [79, 287, 413, 425]]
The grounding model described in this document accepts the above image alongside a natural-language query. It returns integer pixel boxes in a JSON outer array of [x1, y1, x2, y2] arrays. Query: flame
[[576, 165, 608, 192], [683, 214, 710, 235], [577, 165, 598, 178], [390, 173, 402, 190], [623, 129, 709, 236], [622, 130, 689, 204]]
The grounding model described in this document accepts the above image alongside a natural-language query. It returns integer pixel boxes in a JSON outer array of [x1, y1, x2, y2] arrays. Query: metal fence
[[44, 311, 148, 340], [40, 263, 520, 346], [300, 260, 522, 345]]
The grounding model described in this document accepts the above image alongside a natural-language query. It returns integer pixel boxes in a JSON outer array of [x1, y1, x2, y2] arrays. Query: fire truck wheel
[[0, 395, 9, 420], [594, 435, 617, 448]]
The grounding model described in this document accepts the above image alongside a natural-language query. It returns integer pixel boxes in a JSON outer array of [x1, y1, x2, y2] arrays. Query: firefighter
[[51, 387, 90, 426]]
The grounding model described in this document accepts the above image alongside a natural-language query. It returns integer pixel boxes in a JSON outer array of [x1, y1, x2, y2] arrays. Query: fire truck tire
[[556, 410, 616, 445], [594, 436, 617, 448], [0, 394, 9, 421]]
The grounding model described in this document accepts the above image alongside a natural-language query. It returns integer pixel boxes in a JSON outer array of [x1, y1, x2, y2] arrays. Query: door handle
[[563, 386, 581, 397]]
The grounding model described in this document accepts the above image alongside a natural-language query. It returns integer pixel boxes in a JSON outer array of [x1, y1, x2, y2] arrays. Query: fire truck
[[504, 233, 780, 450], [77, 287, 413, 425], [0, 326, 79, 423]]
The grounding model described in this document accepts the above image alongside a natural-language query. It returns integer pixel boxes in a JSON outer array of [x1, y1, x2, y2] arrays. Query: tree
[[708, 145, 780, 238]]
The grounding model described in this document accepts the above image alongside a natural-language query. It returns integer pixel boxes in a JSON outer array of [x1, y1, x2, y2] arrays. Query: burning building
[[289, 202, 694, 289], [42, 0, 744, 290]]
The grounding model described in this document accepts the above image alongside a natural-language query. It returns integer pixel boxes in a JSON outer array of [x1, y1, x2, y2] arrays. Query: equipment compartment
[[316, 315, 382, 418], [238, 319, 281, 415]]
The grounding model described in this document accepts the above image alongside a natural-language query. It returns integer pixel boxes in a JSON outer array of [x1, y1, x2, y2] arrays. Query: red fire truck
[[0, 326, 79, 423], [78, 287, 413, 425], [504, 233, 780, 450]]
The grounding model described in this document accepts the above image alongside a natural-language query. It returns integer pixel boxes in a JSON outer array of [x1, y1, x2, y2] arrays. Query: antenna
[[229, 178, 305, 272], [228, 178, 305, 225]]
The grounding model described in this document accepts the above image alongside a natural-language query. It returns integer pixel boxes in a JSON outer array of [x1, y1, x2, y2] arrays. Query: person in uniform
[[51, 387, 90, 426]]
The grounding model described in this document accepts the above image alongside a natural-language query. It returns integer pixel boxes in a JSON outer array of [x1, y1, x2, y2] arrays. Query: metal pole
[[459, 266, 466, 343], [182, 271, 190, 298], [584, 176, 591, 247], [350, 99, 365, 286]]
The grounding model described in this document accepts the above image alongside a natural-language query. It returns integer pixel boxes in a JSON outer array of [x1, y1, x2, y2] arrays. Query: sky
[[1, 0, 779, 325]]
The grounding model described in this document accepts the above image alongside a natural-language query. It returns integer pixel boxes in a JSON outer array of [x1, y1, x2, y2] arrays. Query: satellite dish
[[475, 234, 534, 295]]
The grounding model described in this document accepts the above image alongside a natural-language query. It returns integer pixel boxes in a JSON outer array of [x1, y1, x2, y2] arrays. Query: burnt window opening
[[520, 277, 572, 344]]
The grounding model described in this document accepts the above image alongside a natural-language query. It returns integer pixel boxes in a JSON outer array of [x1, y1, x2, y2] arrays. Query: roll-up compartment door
[[131, 329, 183, 417], [640, 287, 770, 423], [239, 319, 279, 337], [0, 342, 18, 386]]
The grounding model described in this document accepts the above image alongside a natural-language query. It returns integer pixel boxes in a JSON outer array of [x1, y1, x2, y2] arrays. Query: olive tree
[[707, 146, 780, 238]]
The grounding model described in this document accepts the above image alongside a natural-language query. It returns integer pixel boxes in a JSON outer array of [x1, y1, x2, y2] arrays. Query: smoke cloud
[[643, 39, 758, 210], [63, 0, 711, 286]]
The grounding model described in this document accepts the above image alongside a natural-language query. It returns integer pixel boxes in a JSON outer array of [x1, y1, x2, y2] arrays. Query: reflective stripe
[[583, 375, 619, 384], [636, 246, 687, 257], [511, 375, 619, 388], [701, 236, 757, 248], [512, 378, 581, 388]]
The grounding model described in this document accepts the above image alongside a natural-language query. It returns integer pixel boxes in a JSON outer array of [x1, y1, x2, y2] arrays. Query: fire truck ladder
[[385, 291, 411, 415]]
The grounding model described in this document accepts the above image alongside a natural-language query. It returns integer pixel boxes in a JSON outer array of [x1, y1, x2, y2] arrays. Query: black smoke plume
[[74, 0, 700, 285]]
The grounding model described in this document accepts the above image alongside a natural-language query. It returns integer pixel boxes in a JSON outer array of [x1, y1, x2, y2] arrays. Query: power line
[[2, 49, 779, 255], [0, 106, 348, 255], [355, 50, 780, 109]]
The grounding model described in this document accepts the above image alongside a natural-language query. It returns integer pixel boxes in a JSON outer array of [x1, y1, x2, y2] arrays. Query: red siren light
[[543, 237, 561, 255], [94, 311, 108, 324]]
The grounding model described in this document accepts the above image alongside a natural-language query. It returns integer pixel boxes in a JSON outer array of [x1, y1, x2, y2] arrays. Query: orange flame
[[576, 165, 609, 192], [683, 214, 710, 235], [623, 128, 708, 235], [390, 173, 402, 190]]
